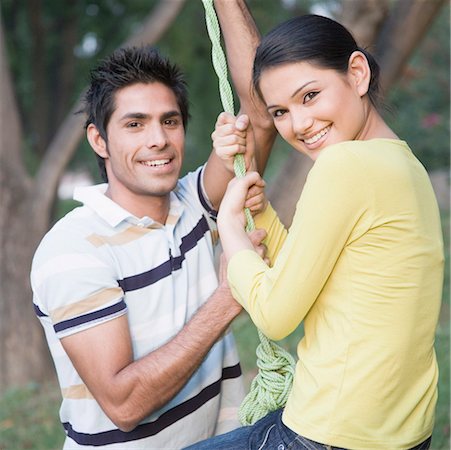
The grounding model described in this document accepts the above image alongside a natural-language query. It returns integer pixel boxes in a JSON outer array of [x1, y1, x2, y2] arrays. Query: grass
[[0, 382, 64, 450], [0, 213, 449, 450]]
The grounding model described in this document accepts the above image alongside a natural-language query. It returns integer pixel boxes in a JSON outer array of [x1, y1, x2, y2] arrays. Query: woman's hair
[[83, 46, 189, 182], [253, 14, 381, 108]]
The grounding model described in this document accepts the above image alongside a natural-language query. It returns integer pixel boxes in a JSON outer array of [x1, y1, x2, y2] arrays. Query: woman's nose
[[291, 111, 314, 136]]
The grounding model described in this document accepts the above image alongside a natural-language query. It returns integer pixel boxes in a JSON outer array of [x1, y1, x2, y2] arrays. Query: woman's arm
[[218, 149, 370, 340]]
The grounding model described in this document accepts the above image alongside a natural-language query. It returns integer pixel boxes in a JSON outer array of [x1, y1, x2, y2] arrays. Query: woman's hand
[[217, 172, 266, 261], [212, 112, 255, 173], [218, 171, 265, 229]]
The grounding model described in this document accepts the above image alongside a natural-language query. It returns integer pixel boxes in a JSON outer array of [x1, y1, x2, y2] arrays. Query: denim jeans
[[183, 408, 432, 450]]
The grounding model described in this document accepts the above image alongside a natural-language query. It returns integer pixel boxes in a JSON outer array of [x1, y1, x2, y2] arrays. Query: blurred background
[[0, 0, 449, 448]]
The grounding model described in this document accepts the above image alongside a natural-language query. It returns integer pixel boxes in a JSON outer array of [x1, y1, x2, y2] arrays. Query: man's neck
[[105, 186, 171, 225]]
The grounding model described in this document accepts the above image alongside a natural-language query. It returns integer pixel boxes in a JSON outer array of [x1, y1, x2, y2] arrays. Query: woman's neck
[[359, 103, 399, 141]]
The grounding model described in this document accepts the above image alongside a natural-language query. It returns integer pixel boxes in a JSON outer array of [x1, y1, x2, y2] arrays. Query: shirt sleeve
[[227, 146, 371, 340], [31, 229, 127, 339], [178, 165, 218, 233]]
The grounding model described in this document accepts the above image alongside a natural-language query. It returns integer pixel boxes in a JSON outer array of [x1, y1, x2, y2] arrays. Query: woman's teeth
[[304, 127, 330, 145]]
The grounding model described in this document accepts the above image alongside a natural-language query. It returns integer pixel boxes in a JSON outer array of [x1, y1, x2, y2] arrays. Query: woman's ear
[[348, 51, 371, 97], [87, 124, 109, 158]]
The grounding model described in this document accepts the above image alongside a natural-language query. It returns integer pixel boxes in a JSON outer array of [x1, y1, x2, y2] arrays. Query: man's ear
[[87, 124, 109, 158], [348, 51, 371, 98]]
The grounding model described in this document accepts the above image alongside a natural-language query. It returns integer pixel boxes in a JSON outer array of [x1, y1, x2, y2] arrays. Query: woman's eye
[[304, 91, 319, 103]]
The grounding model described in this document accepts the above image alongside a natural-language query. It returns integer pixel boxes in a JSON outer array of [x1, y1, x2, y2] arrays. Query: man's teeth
[[304, 127, 329, 145], [141, 159, 170, 167]]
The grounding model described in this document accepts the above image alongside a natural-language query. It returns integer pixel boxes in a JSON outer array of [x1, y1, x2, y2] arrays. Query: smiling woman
[[253, 15, 397, 162], [186, 13, 445, 450]]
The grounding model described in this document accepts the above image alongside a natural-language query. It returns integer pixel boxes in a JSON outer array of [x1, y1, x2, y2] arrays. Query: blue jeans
[[183, 409, 432, 450], [183, 409, 346, 450]]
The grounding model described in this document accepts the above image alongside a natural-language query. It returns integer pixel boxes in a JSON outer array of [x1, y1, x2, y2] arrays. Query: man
[[31, 1, 275, 448]]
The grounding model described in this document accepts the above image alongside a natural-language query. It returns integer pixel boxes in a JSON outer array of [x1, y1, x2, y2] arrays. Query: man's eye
[[272, 109, 286, 118], [164, 119, 179, 126], [127, 122, 141, 128]]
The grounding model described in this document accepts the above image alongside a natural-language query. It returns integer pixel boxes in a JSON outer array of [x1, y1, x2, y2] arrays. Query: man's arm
[[215, 0, 276, 174], [61, 280, 241, 432], [203, 0, 276, 209]]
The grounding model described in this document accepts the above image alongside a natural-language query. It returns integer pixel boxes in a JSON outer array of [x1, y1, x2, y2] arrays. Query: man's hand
[[244, 176, 267, 217], [212, 112, 255, 173], [217, 252, 243, 316]]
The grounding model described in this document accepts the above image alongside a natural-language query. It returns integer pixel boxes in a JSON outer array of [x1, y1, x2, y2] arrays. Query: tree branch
[[0, 17, 30, 187], [338, 0, 389, 49], [33, 0, 187, 211], [376, 0, 446, 93]]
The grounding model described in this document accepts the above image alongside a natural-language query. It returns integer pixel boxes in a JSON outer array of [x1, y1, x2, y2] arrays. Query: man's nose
[[146, 124, 167, 150]]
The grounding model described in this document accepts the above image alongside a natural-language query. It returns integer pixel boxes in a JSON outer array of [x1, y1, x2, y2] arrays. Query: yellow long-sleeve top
[[228, 139, 444, 450]]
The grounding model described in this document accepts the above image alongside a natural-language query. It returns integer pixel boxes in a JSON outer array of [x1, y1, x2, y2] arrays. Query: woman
[[186, 14, 444, 450]]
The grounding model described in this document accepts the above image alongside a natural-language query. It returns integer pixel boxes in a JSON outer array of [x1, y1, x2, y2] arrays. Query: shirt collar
[[74, 184, 184, 228]]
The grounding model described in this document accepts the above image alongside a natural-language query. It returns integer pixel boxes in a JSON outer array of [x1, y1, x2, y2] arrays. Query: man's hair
[[83, 46, 190, 182]]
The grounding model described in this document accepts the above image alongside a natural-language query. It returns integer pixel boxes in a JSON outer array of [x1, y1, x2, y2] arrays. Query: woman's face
[[258, 57, 370, 160]]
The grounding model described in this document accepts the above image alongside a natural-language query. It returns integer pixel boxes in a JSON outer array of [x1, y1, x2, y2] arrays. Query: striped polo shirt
[[31, 166, 245, 449]]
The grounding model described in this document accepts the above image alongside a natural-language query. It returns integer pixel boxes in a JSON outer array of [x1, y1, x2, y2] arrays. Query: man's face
[[98, 82, 185, 210]]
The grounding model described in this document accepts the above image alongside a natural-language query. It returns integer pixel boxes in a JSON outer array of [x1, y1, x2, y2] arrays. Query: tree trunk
[[267, 0, 445, 228], [0, 196, 56, 390], [28, 0, 49, 157], [0, 0, 186, 391], [267, 150, 313, 227], [375, 0, 447, 93], [53, 0, 79, 134], [339, 0, 389, 49], [0, 18, 53, 390]]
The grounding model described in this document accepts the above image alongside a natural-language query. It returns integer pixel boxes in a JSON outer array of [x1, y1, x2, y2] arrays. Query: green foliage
[[2, 0, 448, 181], [55, 199, 82, 221], [384, 4, 450, 171], [434, 325, 450, 449]]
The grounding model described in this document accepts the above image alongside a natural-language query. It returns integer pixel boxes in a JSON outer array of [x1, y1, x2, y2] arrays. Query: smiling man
[[87, 81, 188, 223], [30, 1, 275, 448]]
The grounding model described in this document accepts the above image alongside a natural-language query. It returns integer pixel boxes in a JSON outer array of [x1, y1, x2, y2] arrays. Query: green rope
[[202, 0, 252, 232], [202, 0, 296, 426]]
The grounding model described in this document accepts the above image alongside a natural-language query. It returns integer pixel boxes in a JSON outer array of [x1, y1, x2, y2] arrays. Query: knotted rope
[[202, 0, 252, 231], [202, 0, 295, 426]]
